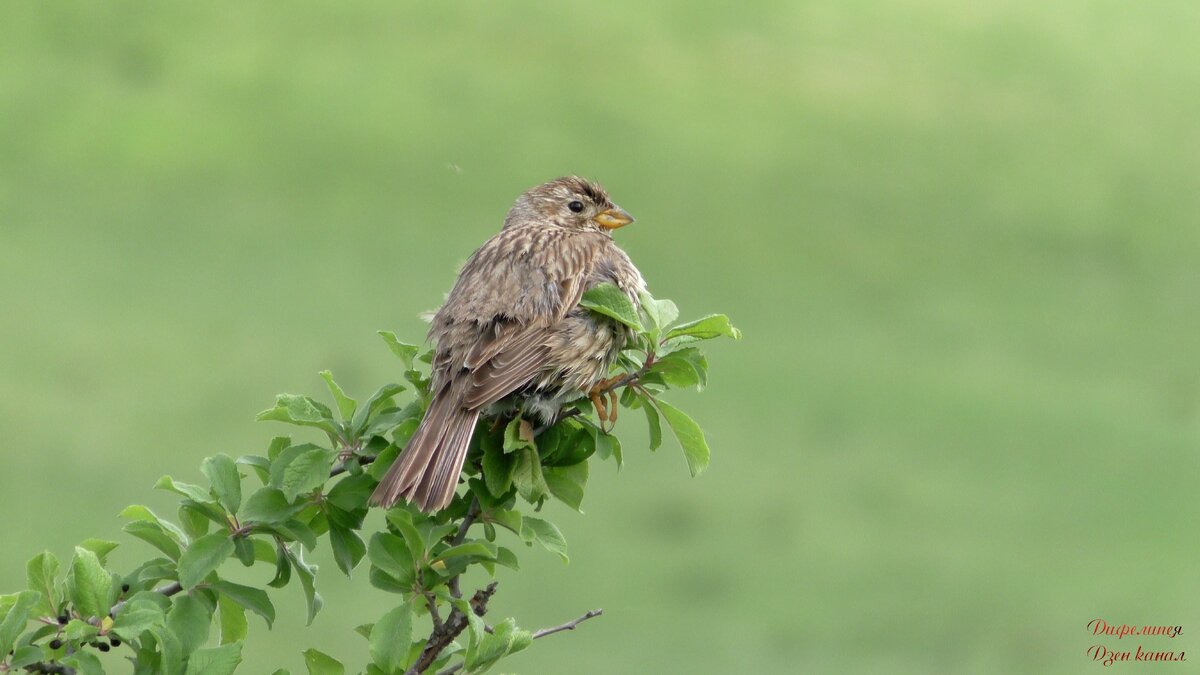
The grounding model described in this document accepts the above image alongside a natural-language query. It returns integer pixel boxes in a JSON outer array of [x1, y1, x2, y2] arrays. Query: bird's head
[[504, 176, 634, 234]]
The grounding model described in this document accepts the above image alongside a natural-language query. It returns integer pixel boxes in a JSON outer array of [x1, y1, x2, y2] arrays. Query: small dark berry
[[97, 643, 111, 652], [109, 637, 122, 647], [121, 583, 130, 593], [49, 639, 63, 650], [57, 614, 69, 625]]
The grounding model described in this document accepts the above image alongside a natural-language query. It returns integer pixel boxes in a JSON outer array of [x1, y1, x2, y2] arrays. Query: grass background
[[2, 1, 1198, 672]]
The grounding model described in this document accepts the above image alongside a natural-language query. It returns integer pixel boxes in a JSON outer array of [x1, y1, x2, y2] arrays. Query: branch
[[447, 497, 481, 600], [424, 593, 444, 632], [110, 581, 182, 616], [531, 608, 604, 639], [434, 608, 604, 675], [329, 453, 376, 478], [406, 582, 497, 675]]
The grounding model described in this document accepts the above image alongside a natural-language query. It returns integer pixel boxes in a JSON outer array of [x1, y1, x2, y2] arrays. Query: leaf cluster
[[0, 289, 738, 674]]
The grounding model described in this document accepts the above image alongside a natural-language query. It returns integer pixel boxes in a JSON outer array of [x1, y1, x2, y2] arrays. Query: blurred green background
[[2, 1, 1198, 673]]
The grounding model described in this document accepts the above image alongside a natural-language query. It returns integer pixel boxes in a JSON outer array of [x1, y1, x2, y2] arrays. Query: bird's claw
[[588, 383, 621, 433]]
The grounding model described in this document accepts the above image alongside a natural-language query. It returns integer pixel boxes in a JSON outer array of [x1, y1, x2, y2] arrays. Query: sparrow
[[370, 176, 646, 512]]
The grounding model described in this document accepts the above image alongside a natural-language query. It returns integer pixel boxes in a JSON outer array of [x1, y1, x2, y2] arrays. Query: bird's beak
[[595, 206, 635, 230]]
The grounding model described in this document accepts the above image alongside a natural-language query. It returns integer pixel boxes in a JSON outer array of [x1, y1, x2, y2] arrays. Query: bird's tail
[[369, 394, 479, 513]]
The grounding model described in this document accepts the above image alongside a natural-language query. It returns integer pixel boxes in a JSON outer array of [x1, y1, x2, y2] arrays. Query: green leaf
[[268, 541, 292, 589], [664, 313, 741, 342], [488, 508, 522, 535], [647, 351, 706, 389], [211, 580, 276, 628], [252, 538, 278, 564], [178, 532, 235, 589], [10, 645, 42, 669], [512, 447, 549, 504], [0, 590, 39, 657], [592, 428, 622, 468], [234, 536, 256, 567], [369, 603, 414, 674], [155, 476, 217, 505], [384, 509, 426, 559], [467, 618, 529, 672], [26, 551, 59, 616], [267, 436, 291, 461], [269, 444, 336, 502], [235, 455, 271, 484], [273, 518, 320, 551], [202, 454, 243, 516], [177, 503, 211, 539], [390, 416, 420, 449], [377, 331, 419, 369], [366, 444, 401, 482], [482, 437, 516, 497], [502, 417, 536, 454], [68, 547, 113, 619], [78, 538, 120, 563], [328, 521, 366, 577], [580, 282, 643, 331], [431, 542, 496, 566], [217, 593, 247, 645], [655, 399, 711, 477], [638, 291, 679, 332], [257, 394, 339, 436], [113, 600, 166, 640], [121, 505, 190, 542], [304, 648, 346, 675], [125, 521, 184, 560], [640, 395, 663, 450], [320, 370, 358, 422], [495, 546, 520, 571], [451, 597, 485, 663], [367, 533, 415, 587], [185, 641, 243, 675], [241, 487, 307, 524], [286, 547, 323, 625], [326, 473, 375, 512], [545, 461, 588, 511], [543, 424, 594, 467], [351, 383, 407, 435], [64, 618, 98, 641], [520, 517, 568, 563], [154, 624, 185, 675], [64, 651, 104, 675], [167, 594, 212, 657]]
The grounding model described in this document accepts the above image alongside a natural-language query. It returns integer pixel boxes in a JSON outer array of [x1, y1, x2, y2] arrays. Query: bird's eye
[[567, 200, 585, 213]]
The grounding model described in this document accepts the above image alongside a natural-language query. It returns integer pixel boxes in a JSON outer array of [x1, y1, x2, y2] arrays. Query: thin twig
[[109, 581, 182, 616], [425, 593, 444, 632], [433, 608, 603, 675], [531, 609, 604, 639], [329, 454, 376, 478]]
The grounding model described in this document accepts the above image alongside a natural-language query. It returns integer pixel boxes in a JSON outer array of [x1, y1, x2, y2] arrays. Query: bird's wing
[[462, 323, 554, 409], [431, 226, 599, 411]]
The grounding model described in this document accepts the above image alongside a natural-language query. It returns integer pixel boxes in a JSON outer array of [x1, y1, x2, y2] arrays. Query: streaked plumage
[[370, 177, 645, 512]]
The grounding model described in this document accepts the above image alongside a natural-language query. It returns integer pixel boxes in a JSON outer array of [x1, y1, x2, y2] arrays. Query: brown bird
[[370, 176, 646, 512]]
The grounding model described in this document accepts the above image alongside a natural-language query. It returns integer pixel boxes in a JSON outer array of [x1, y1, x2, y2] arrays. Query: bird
[[370, 176, 646, 513]]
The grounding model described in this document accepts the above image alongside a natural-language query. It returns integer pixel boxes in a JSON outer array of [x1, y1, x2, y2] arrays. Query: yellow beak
[[595, 206, 635, 230]]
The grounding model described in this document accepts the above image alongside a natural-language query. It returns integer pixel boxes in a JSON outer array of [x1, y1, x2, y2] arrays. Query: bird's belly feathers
[[508, 309, 627, 421]]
